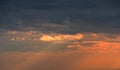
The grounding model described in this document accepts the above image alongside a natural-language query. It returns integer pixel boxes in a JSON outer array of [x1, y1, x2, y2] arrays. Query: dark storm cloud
[[0, 0, 120, 33]]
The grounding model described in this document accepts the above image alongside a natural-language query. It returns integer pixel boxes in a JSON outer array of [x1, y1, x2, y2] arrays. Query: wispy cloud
[[0, 31, 120, 52]]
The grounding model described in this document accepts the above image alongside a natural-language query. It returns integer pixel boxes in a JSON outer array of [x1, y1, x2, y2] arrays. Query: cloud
[[0, 31, 120, 52], [1, 0, 120, 33], [0, 0, 120, 70], [40, 33, 83, 41], [2, 31, 120, 42], [0, 31, 120, 70]]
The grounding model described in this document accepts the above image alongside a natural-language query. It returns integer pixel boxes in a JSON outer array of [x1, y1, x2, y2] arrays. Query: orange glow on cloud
[[40, 34, 83, 41], [66, 41, 120, 53], [6, 31, 120, 42]]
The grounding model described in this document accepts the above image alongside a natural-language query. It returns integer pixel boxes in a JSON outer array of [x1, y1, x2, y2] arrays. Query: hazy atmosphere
[[0, 0, 120, 70]]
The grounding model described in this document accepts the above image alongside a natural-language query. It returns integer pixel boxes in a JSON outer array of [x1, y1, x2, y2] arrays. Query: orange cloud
[[40, 33, 84, 41], [5, 31, 120, 42]]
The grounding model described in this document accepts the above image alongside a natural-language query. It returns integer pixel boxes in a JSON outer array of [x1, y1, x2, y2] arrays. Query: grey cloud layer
[[0, 0, 120, 33]]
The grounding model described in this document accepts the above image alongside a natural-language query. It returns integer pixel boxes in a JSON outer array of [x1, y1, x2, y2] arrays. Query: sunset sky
[[0, 0, 120, 70]]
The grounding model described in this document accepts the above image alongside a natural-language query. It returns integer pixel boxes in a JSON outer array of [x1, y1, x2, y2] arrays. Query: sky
[[0, 0, 120, 70]]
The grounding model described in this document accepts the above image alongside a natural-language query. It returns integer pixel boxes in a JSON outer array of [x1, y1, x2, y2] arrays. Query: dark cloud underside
[[0, 0, 120, 33]]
